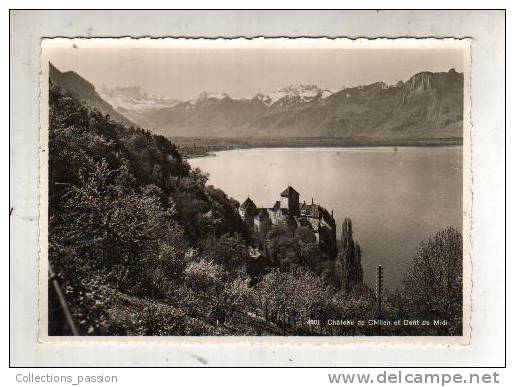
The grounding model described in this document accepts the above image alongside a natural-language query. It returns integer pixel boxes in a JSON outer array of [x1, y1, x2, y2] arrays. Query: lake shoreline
[[189, 146, 462, 290], [178, 137, 463, 159]]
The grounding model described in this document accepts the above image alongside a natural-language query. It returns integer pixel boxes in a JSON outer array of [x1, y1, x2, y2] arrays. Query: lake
[[189, 146, 463, 290]]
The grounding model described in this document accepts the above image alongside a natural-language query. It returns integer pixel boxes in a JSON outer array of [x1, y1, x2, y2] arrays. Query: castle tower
[[280, 186, 300, 216], [239, 197, 257, 227]]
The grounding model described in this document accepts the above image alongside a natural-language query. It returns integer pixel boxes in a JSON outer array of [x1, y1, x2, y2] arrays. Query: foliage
[[47, 81, 463, 337], [256, 268, 333, 334], [48, 83, 251, 334], [399, 227, 463, 335], [129, 305, 185, 336], [200, 233, 248, 274], [339, 218, 363, 293]]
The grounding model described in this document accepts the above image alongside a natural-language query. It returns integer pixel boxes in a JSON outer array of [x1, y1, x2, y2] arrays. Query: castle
[[239, 186, 337, 257]]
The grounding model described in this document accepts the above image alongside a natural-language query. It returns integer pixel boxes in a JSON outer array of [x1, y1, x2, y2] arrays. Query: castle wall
[[239, 188, 337, 259]]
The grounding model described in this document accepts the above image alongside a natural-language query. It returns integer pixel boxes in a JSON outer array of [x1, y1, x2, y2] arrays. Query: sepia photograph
[[40, 38, 470, 340]]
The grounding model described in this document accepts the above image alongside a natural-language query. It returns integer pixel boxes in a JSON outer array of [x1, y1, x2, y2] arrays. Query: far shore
[[174, 136, 463, 159]]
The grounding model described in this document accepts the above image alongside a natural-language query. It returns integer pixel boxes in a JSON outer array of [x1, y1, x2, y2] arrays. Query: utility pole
[[49, 265, 79, 336], [376, 265, 383, 336]]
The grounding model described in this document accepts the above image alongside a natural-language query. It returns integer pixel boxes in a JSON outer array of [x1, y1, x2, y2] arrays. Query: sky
[[46, 43, 466, 101]]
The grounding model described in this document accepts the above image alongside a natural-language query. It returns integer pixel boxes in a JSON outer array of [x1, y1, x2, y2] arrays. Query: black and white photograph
[[40, 38, 470, 339]]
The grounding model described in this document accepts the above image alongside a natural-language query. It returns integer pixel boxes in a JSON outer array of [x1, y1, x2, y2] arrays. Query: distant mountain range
[[50, 63, 464, 140]]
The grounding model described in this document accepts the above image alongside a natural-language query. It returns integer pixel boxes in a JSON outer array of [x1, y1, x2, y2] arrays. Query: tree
[[257, 270, 294, 332], [201, 233, 249, 274], [265, 225, 300, 268], [401, 227, 463, 335], [339, 218, 363, 293], [291, 269, 332, 334], [223, 276, 254, 319], [184, 259, 225, 298], [257, 268, 332, 334], [58, 161, 178, 279]]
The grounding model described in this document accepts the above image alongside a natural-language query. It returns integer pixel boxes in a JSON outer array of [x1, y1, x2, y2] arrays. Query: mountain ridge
[[50, 63, 464, 141], [137, 69, 464, 139], [49, 63, 137, 128]]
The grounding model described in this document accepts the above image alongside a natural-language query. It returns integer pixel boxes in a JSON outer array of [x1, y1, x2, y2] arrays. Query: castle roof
[[240, 197, 257, 211], [300, 203, 336, 228], [300, 203, 322, 218], [281, 186, 299, 198]]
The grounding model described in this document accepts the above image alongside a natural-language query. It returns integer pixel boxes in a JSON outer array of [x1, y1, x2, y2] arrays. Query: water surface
[[190, 146, 462, 290]]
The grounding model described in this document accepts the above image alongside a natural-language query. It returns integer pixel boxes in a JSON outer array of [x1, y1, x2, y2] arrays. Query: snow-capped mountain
[[99, 85, 179, 128], [142, 71, 463, 138], [264, 84, 333, 107], [187, 85, 332, 108], [195, 91, 233, 104], [138, 84, 335, 136], [99, 85, 179, 112], [51, 64, 463, 141], [94, 72, 463, 140], [252, 93, 272, 105]]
